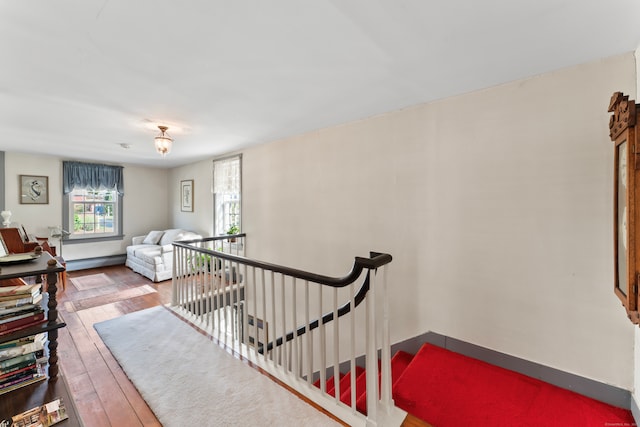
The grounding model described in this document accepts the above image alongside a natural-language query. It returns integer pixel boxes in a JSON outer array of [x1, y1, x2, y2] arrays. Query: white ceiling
[[1, 1, 639, 168]]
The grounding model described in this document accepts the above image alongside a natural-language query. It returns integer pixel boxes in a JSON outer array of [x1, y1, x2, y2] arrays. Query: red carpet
[[315, 343, 636, 426], [393, 344, 635, 427]]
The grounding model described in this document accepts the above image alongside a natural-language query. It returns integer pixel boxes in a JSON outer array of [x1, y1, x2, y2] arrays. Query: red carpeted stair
[[314, 343, 636, 426]]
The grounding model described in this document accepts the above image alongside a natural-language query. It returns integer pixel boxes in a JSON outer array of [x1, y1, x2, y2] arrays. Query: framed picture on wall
[[181, 179, 194, 212], [20, 175, 49, 204]]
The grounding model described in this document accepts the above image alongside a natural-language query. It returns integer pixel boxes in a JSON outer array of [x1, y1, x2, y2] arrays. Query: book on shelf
[[0, 311, 46, 336], [0, 364, 39, 382], [0, 307, 44, 324], [0, 299, 43, 316], [0, 367, 44, 390], [1, 398, 69, 427], [0, 374, 46, 396], [0, 293, 42, 309], [0, 284, 41, 300], [0, 351, 46, 380], [0, 333, 46, 350], [0, 333, 46, 362], [0, 352, 47, 395], [0, 352, 37, 373]]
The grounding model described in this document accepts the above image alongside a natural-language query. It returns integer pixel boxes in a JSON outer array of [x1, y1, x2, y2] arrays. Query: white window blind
[[213, 156, 241, 194], [213, 155, 242, 236]]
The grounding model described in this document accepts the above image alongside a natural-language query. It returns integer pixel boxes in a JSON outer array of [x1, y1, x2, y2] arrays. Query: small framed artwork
[[20, 175, 49, 204], [181, 179, 194, 212]]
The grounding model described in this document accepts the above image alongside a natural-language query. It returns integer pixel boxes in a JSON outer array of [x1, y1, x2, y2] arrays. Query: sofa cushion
[[133, 246, 163, 265], [159, 229, 184, 246], [143, 230, 164, 245], [126, 244, 147, 257]]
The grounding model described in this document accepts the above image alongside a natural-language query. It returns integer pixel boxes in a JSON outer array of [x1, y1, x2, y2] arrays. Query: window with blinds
[[213, 155, 242, 236]]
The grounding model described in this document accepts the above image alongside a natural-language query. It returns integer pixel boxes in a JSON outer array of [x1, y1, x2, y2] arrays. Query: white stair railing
[[170, 234, 405, 427]]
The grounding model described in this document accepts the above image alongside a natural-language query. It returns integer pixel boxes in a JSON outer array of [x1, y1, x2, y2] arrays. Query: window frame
[[63, 189, 124, 244]]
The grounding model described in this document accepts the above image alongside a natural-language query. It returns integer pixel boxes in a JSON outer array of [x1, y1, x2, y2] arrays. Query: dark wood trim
[[177, 237, 392, 287]]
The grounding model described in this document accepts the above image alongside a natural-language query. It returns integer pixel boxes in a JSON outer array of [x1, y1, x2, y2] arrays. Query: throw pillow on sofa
[[143, 230, 165, 245]]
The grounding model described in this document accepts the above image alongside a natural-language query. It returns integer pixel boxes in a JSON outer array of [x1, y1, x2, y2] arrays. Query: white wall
[[3, 152, 170, 259], [241, 53, 637, 389]]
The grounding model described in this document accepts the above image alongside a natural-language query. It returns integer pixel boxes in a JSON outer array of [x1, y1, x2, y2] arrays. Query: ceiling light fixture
[[154, 125, 173, 157]]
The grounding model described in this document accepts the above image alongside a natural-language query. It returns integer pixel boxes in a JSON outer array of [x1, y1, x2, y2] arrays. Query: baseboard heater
[[65, 254, 126, 272]]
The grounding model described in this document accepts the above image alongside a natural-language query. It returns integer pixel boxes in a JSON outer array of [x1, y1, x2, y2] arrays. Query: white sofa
[[125, 228, 202, 282]]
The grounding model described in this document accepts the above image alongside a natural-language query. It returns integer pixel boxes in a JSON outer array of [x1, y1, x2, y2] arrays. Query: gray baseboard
[[65, 254, 126, 271], [392, 331, 632, 410], [632, 394, 640, 424]]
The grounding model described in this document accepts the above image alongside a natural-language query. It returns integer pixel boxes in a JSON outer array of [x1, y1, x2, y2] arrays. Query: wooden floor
[[56, 265, 168, 426]]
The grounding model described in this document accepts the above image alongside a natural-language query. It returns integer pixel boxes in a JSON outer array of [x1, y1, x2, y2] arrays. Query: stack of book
[[0, 283, 45, 336], [0, 333, 47, 394], [0, 282, 48, 394]]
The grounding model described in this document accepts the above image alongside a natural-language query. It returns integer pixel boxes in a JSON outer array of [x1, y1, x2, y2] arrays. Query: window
[[213, 155, 241, 236], [69, 188, 118, 237], [62, 161, 124, 242]]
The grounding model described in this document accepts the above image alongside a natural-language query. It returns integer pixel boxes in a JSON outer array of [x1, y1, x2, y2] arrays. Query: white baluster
[[261, 269, 267, 362], [365, 271, 378, 421], [281, 274, 287, 370], [332, 287, 340, 402], [305, 280, 312, 384], [292, 277, 298, 376], [380, 265, 392, 412], [270, 271, 276, 363], [350, 282, 356, 413], [319, 285, 326, 393]]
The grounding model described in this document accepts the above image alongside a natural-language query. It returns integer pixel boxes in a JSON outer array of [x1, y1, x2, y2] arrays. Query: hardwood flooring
[[57, 265, 168, 426]]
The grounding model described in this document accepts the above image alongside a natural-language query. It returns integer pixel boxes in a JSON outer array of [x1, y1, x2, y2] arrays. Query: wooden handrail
[[175, 236, 392, 287]]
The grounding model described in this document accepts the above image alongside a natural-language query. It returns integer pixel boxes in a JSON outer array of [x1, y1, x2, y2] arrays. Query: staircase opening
[[170, 234, 405, 426]]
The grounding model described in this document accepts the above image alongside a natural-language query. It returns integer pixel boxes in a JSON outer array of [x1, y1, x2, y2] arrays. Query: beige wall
[[240, 53, 637, 389], [3, 153, 170, 259], [168, 159, 215, 238]]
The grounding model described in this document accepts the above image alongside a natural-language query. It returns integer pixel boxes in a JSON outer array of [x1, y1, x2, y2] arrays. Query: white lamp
[[1, 211, 12, 227]]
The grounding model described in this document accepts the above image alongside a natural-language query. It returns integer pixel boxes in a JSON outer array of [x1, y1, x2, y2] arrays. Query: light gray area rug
[[95, 306, 341, 427]]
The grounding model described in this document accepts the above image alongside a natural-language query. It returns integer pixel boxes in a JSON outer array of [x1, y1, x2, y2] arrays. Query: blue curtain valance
[[63, 161, 124, 195]]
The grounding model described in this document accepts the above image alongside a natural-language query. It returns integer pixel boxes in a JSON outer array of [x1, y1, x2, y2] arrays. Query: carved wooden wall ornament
[[609, 92, 640, 324]]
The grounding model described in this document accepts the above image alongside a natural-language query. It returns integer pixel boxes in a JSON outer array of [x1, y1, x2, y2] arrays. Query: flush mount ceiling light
[[154, 125, 173, 157]]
